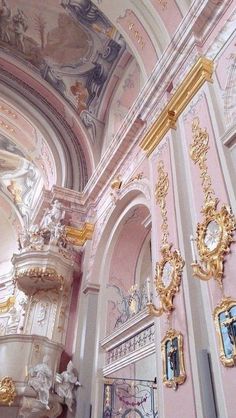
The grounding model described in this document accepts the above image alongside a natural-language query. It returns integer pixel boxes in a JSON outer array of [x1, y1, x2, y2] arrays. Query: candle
[[190, 234, 197, 263], [146, 277, 151, 303]]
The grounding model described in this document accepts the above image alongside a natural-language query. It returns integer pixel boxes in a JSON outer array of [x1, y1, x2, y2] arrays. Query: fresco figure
[[0, 0, 11, 43], [12, 8, 28, 52]]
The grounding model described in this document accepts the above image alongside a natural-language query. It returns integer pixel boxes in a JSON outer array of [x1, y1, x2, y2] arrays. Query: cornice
[[82, 282, 100, 294], [140, 57, 213, 156], [66, 223, 94, 246]]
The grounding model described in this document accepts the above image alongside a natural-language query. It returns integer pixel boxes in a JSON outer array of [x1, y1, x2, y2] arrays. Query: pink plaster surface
[[150, 0, 182, 36], [183, 91, 228, 216], [182, 90, 236, 417], [109, 205, 150, 291], [151, 138, 196, 417], [119, 62, 140, 110], [107, 205, 150, 332], [117, 10, 158, 75]]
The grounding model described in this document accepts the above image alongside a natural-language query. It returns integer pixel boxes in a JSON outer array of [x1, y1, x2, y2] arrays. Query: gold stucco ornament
[[190, 117, 236, 287], [0, 377, 16, 406], [155, 244, 185, 312], [192, 199, 235, 286], [148, 161, 185, 316]]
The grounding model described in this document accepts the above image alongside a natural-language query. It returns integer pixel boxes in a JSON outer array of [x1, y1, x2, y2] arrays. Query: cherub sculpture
[[28, 355, 53, 410], [55, 361, 80, 411]]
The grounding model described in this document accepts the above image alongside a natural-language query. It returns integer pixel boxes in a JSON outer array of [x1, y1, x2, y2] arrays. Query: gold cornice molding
[[0, 297, 15, 314], [66, 223, 94, 246], [140, 57, 213, 156]]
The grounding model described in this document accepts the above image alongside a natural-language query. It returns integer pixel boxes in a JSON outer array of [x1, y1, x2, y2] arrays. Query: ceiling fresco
[[0, 0, 126, 127]]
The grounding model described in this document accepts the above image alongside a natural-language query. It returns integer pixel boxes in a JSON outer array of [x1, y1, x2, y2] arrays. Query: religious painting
[[0, 0, 123, 119], [214, 297, 236, 366], [161, 329, 186, 390]]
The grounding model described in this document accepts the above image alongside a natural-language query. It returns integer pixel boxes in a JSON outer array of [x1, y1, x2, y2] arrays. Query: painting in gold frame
[[214, 297, 236, 367], [161, 328, 186, 390]]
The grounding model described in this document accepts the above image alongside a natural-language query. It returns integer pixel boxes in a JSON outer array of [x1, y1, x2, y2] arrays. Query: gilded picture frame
[[161, 329, 186, 390], [192, 199, 235, 286], [155, 244, 184, 312], [213, 297, 236, 367]]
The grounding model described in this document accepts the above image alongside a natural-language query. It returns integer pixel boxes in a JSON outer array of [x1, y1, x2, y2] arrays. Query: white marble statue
[[41, 200, 65, 230], [55, 361, 80, 412], [28, 355, 53, 410], [6, 305, 21, 334]]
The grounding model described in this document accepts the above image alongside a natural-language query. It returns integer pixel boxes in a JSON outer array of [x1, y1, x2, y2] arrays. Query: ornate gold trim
[[161, 329, 186, 390], [15, 268, 64, 290], [0, 297, 15, 314], [66, 223, 94, 246], [155, 161, 169, 246], [0, 377, 16, 406], [140, 57, 213, 155], [155, 244, 185, 312], [148, 161, 184, 315], [190, 118, 236, 286], [213, 297, 236, 367], [192, 200, 235, 286]]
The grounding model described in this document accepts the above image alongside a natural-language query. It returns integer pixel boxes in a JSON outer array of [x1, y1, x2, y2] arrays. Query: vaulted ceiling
[[0, 0, 191, 250]]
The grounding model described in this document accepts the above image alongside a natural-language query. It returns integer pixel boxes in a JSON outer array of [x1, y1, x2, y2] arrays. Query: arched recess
[[0, 63, 93, 190], [88, 183, 154, 413]]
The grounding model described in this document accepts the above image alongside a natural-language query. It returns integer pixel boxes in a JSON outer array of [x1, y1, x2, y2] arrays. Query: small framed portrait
[[214, 298, 236, 367], [161, 329, 186, 390]]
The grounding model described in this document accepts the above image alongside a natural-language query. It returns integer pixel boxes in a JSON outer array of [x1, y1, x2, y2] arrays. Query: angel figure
[[28, 355, 53, 410], [55, 361, 80, 411]]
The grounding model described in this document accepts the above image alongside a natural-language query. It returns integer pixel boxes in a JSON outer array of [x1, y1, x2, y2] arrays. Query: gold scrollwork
[[155, 160, 169, 246], [190, 118, 236, 286], [192, 200, 235, 286], [0, 377, 16, 406], [15, 268, 64, 291], [213, 297, 236, 367], [155, 244, 185, 312], [148, 162, 184, 316], [161, 329, 186, 390]]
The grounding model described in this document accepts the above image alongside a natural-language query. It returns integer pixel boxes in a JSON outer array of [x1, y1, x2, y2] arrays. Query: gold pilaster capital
[[66, 222, 94, 246], [140, 57, 214, 156]]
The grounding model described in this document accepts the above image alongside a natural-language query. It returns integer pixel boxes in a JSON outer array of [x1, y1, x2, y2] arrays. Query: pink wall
[[150, 0, 182, 36], [150, 138, 196, 418], [117, 10, 158, 75], [181, 87, 236, 418], [107, 205, 150, 333]]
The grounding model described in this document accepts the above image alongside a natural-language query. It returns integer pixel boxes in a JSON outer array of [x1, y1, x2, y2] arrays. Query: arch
[[0, 60, 93, 190]]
